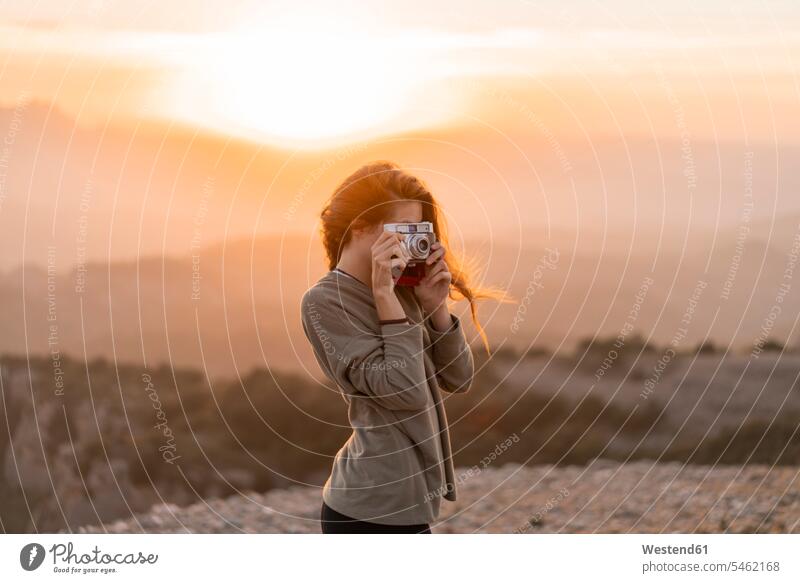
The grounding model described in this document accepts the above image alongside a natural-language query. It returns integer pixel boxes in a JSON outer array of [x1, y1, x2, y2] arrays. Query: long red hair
[[320, 160, 502, 352]]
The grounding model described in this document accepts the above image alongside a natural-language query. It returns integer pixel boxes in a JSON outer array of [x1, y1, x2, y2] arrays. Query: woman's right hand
[[370, 231, 408, 296], [370, 231, 410, 321]]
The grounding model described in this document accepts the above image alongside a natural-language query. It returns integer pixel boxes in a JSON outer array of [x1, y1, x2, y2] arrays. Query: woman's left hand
[[414, 242, 452, 314]]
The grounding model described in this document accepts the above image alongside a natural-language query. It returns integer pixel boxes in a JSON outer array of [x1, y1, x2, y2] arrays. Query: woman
[[300, 161, 496, 534]]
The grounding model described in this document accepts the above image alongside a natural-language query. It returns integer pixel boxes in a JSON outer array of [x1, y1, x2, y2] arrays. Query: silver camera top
[[384, 221, 436, 262], [383, 221, 434, 234]]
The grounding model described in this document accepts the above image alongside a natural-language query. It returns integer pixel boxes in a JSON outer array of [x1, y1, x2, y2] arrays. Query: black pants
[[320, 501, 431, 534]]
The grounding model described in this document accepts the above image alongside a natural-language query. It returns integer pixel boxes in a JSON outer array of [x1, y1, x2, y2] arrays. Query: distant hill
[[1, 227, 799, 375]]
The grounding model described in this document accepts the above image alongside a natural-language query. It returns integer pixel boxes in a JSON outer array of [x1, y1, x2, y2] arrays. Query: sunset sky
[[2, 0, 799, 147], [1, 0, 799, 273]]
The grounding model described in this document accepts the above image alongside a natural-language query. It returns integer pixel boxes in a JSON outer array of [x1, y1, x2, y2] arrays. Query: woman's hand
[[370, 231, 409, 321], [414, 242, 452, 325]]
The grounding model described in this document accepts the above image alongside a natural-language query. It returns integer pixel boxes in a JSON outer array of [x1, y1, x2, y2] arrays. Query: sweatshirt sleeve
[[425, 314, 474, 393], [301, 288, 431, 411]]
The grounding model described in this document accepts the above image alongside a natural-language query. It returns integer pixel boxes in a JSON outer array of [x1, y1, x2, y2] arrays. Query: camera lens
[[407, 235, 430, 259]]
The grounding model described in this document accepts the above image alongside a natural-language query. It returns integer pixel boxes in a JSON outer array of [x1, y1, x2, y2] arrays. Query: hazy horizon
[[1, 0, 799, 369]]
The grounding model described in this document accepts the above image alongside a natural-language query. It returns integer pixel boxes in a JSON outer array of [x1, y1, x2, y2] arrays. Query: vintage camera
[[383, 221, 436, 286]]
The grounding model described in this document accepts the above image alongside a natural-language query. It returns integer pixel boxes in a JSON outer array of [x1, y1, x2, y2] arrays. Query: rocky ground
[[75, 460, 800, 534]]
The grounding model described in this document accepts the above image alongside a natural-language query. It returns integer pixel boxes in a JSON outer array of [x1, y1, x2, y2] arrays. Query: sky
[[1, 0, 799, 274], [1, 0, 798, 148]]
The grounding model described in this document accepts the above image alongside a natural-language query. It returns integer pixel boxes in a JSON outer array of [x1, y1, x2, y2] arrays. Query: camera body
[[383, 221, 436, 286]]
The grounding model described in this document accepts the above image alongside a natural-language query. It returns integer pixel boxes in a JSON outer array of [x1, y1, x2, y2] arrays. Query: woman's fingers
[[419, 264, 451, 288], [428, 270, 452, 286], [372, 234, 407, 289], [376, 242, 408, 263], [374, 236, 408, 262], [389, 257, 408, 273], [372, 231, 403, 252], [375, 243, 409, 270], [425, 259, 447, 278], [425, 243, 445, 265], [372, 232, 403, 256]]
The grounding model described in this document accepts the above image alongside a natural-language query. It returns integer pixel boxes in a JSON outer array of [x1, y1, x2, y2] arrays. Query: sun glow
[[170, 15, 447, 147]]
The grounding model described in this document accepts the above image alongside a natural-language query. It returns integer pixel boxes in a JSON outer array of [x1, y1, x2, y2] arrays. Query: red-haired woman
[[301, 161, 497, 533]]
